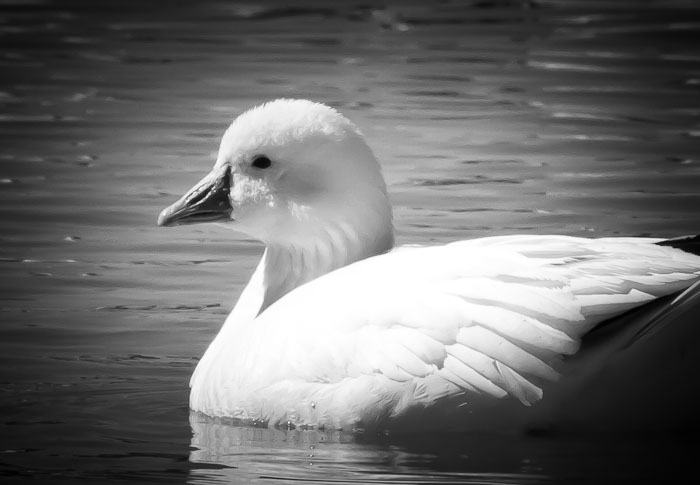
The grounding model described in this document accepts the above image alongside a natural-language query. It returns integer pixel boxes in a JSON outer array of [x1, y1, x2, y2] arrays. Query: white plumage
[[159, 99, 700, 432]]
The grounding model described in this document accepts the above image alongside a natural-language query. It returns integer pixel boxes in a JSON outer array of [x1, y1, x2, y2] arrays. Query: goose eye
[[251, 155, 272, 169]]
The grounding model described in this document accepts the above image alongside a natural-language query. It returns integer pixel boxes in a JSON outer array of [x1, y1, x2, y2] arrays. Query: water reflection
[[189, 413, 551, 484], [189, 413, 697, 484]]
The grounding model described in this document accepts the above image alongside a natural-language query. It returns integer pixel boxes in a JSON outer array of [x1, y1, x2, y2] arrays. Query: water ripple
[[411, 177, 522, 186]]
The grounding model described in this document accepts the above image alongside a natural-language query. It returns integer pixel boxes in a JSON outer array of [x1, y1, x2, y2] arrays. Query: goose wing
[[227, 236, 700, 412]]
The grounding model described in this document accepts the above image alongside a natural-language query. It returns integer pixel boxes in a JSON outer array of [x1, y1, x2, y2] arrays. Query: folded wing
[[238, 236, 700, 415]]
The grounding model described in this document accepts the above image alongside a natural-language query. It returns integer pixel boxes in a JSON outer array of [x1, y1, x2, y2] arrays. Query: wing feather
[[457, 301, 579, 355], [456, 326, 559, 381], [438, 277, 585, 322], [442, 355, 508, 398], [445, 345, 543, 405], [230, 235, 700, 416]]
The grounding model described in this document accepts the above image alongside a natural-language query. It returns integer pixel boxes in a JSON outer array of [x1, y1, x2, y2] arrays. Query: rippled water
[[1, 0, 700, 483]]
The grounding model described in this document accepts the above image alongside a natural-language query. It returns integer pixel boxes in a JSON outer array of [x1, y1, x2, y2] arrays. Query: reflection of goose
[[159, 99, 700, 432]]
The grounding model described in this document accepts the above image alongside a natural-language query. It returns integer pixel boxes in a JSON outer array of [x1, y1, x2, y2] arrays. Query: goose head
[[158, 99, 394, 284]]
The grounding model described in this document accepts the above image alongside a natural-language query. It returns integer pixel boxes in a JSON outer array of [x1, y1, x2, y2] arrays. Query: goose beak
[[158, 164, 233, 227]]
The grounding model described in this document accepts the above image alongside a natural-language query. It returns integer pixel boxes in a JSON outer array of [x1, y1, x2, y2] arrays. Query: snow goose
[[158, 99, 700, 432]]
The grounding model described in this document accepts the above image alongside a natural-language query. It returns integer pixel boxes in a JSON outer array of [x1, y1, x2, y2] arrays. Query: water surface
[[1, 0, 700, 483]]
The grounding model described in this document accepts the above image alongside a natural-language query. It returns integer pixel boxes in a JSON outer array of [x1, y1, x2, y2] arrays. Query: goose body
[[159, 99, 700, 432]]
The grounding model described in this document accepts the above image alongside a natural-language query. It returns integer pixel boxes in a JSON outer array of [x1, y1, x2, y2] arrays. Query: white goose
[[159, 99, 700, 433]]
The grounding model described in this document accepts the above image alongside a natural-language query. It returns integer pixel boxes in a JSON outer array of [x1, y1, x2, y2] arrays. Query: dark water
[[1, 0, 700, 483]]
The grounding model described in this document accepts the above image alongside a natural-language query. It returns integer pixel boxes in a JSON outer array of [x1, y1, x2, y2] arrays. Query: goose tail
[[656, 234, 700, 256], [541, 278, 700, 433]]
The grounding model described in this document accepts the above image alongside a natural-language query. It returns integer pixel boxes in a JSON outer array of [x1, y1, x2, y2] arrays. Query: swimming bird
[[159, 99, 700, 433]]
